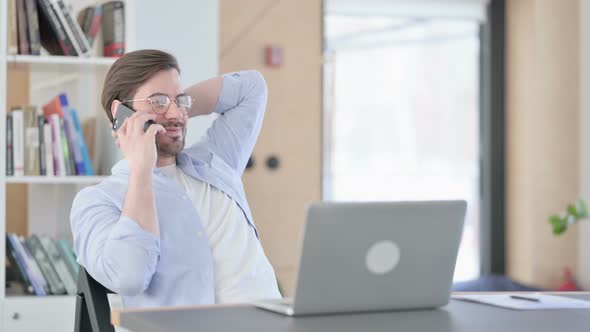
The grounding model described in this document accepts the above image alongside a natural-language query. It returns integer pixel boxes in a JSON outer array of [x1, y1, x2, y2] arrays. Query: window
[[324, 15, 481, 281]]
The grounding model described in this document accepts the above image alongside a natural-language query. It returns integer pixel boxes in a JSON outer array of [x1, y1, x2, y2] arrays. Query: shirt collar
[[110, 150, 195, 177]]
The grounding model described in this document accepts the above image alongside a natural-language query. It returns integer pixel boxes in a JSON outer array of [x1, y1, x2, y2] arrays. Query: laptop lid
[[290, 200, 466, 315]]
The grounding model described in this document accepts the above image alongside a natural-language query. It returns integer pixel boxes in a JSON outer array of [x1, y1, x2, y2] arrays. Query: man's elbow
[[101, 255, 155, 296], [247, 70, 268, 98], [109, 271, 150, 296]]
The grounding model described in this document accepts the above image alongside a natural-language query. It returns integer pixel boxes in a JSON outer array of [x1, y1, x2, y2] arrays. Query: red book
[[87, 5, 103, 46], [42, 96, 64, 118], [102, 1, 124, 57]]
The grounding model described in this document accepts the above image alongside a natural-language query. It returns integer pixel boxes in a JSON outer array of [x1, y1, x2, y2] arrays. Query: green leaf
[[549, 215, 562, 226], [552, 222, 567, 235], [567, 204, 577, 217], [549, 215, 568, 235], [576, 199, 588, 218]]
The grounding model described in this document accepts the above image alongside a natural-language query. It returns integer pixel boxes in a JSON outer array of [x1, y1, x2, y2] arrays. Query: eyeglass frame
[[122, 93, 195, 114]]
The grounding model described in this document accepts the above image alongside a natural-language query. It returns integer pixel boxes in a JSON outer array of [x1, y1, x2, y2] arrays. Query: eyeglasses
[[123, 94, 194, 114]]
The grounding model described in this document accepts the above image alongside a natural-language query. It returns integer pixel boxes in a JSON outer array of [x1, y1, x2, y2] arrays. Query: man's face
[[131, 69, 189, 158]]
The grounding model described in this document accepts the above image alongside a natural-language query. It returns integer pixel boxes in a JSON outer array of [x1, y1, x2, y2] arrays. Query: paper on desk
[[451, 293, 590, 310]]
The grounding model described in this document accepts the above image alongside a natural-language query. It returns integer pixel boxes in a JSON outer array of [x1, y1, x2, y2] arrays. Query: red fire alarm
[[265, 45, 283, 68]]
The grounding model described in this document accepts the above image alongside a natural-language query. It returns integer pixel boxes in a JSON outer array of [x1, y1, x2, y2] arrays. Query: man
[[70, 49, 281, 308]]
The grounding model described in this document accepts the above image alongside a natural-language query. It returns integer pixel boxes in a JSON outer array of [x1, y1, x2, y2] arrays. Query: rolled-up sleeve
[[70, 186, 160, 296], [201, 70, 268, 174]]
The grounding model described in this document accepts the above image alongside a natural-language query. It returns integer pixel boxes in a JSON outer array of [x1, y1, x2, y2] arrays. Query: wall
[[129, 0, 219, 146], [219, 0, 323, 295], [578, 0, 590, 290], [5, 66, 29, 236], [506, 0, 580, 288]]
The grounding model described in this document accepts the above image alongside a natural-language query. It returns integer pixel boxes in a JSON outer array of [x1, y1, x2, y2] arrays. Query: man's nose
[[165, 101, 184, 120]]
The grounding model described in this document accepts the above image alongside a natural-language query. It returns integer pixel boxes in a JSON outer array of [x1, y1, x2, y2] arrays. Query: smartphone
[[112, 103, 155, 132]]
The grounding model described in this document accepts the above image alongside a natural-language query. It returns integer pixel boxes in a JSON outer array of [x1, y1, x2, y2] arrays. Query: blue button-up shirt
[[70, 70, 268, 308]]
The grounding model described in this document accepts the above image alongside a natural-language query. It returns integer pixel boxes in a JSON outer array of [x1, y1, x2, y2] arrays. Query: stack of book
[[6, 233, 79, 296], [6, 93, 95, 177], [7, 0, 125, 57]]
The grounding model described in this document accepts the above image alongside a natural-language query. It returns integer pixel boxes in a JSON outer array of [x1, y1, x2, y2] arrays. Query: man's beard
[[156, 121, 186, 158]]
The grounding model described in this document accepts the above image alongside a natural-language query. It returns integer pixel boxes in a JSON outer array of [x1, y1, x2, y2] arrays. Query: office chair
[[74, 268, 115, 332]]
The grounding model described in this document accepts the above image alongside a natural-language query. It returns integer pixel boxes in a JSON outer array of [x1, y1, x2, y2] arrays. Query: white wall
[[124, 0, 219, 152], [579, 0, 590, 290]]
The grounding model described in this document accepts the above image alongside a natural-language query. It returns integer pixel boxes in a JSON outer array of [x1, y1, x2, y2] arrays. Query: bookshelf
[[0, 0, 218, 330], [6, 54, 117, 66], [0, 0, 130, 329], [5, 176, 107, 184]]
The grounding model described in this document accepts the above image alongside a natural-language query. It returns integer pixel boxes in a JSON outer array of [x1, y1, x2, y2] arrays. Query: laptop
[[253, 200, 466, 316]]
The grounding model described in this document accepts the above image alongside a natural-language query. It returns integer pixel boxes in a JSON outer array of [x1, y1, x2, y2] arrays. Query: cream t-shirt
[[159, 164, 281, 303]]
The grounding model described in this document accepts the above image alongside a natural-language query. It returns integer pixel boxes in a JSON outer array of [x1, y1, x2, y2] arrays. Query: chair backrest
[[74, 268, 115, 332]]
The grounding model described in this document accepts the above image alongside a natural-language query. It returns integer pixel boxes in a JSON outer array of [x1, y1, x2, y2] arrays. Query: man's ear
[[111, 100, 122, 122]]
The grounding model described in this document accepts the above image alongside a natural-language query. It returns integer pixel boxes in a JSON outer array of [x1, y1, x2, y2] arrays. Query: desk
[[111, 293, 590, 332]]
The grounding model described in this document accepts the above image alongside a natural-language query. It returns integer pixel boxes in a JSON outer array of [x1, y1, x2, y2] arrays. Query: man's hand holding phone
[[114, 108, 165, 175], [113, 104, 156, 132]]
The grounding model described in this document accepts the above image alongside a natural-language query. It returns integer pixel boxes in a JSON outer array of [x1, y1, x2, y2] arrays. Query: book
[[38, 114, 47, 176], [81, 5, 102, 47], [16, 0, 30, 54], [77, 6, 93, 32], [48, 114, 66, 176], [6, 113, 14, 176], [71, 108, 94, 175], [8, 0, 18, 55], [46, 0, 83, 56], [18, 235, 50, 295], [24, 0, 41, 55], [39, 236, 77, 295], [59, 95, 85, 175], [6, 234, 34, 294], [9, 234, 47, 295], [83, 117, 97, 172], [42, 94, 65, 117], [59, 117, 74, 175], [11, 108, 25, 176], [57, 239, 79, 282], [26, 235, 67, 295], [43, 96, 72, 175], [56, 0, 91, 56], [37, 0, 75, 55], [89, 5, 102, 47], [23, 105, 40, 176], [43, 122, 55, 176], [102, 1, 125, 57]]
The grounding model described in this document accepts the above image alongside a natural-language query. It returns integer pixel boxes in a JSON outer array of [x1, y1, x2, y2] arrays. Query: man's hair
[[101, 49, 180, 123]]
